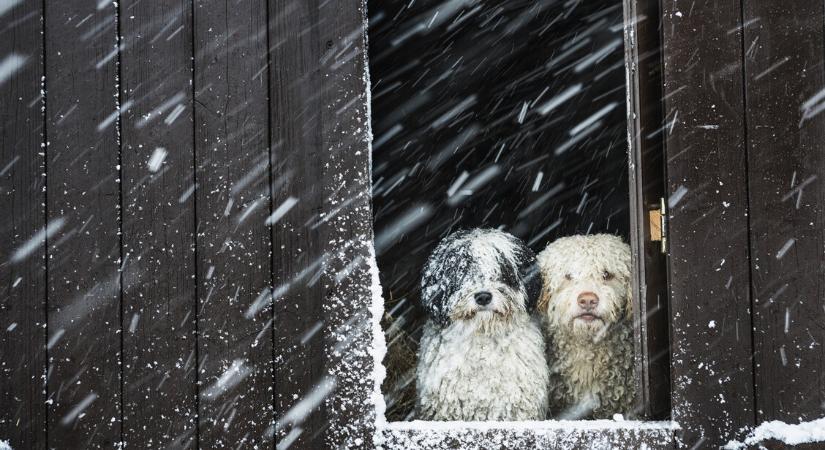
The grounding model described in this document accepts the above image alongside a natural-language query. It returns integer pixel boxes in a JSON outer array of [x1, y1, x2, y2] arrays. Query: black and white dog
[[415, 229, 549, 421]]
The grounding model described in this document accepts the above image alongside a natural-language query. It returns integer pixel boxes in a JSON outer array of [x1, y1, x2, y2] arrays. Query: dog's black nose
[[474, 291, 492, 306]]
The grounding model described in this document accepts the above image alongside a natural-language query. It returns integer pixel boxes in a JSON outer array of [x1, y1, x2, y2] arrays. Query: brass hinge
[[648, 198, 667, 254]]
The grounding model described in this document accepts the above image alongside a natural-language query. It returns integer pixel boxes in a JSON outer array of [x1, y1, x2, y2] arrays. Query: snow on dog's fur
[[415, 228, 549, 421], [537, 234, 635, 419]]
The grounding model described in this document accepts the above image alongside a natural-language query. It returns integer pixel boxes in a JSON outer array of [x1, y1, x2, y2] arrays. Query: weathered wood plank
[[0, 1, 46, 448], [623, 0, 670, 420], [268, 1, 328, 447], [741, 0, 825, 423], [660, 0, 756, 446], [44, 1, 123, 447], [317, 0, 374, 447], [118, 0, 198, 446], [192, 0, 273, 446]]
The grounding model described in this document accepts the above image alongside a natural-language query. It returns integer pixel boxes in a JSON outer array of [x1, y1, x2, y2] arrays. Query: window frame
[[322, 0, 679, 448]]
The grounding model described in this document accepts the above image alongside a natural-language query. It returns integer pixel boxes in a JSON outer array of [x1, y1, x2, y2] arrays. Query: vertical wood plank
[[660, 0, 755, 446], [741, 0, 825, 423], [193, 0, 273, 446], [118, 0, 198, 446], [0, 1, 47, 448], [623, 0, 671, 419], [269, 1, 328, 447], [318, 0, 373, 447], [44, 0, 122, 447]]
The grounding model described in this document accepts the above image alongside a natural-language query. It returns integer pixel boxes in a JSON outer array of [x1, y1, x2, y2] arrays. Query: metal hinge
[[648, 198, 667, 253]]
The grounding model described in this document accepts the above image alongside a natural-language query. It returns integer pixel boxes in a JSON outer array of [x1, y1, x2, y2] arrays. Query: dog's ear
[[534, 242, 563, 315], [536, 286, 551, 314], [517, 246, 543, 313], [419, 232, 472, 326], [624, 277, 634, 321]]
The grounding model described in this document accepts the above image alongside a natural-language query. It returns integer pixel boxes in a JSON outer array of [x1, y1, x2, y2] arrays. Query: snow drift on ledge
[[725, 417, 825, 449]]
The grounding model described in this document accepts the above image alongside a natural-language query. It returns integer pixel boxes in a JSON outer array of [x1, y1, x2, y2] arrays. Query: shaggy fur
[[537, 234, 635, 419], [415, 229, 549, 421]]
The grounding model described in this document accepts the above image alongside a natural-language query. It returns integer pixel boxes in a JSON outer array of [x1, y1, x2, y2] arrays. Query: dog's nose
[[474, 291, 492, 306], [577, 292, 599, 309]]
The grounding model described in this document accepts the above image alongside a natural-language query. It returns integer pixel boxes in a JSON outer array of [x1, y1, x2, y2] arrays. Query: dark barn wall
[[368, 0, 631, 420], [2, 0, 825, 448], [661, 0, 825, 446], [0, 1, 371, 449]]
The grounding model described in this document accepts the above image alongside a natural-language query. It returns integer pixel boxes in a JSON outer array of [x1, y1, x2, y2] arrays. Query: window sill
[[376, 420, 680, 449]]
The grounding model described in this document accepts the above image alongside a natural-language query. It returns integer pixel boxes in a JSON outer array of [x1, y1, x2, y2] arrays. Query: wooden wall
[[661, 0, 825, 447], [1, 1, 371, 449], [3, 0, 825, 449]]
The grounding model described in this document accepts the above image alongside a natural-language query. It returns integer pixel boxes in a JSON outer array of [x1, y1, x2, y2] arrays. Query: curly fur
[[416, 229, 549, 421], [537, 234, 635, 419]]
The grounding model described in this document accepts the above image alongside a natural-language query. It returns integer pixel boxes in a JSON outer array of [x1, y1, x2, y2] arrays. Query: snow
[[201, 359, 252, 400], [376, 420, 679, 449], [265, 197, 299, 225], [0, 53, 26, 86], [10, 218, 65, 263], [0, 440, 11, 450], [724, 417, 825, 449], [60, 393, 98, 426], [146, 147, 167, 172], [382, 419, 679, 432]]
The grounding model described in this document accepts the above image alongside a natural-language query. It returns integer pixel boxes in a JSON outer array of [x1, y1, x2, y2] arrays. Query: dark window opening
[[368, 0, 661, 422]]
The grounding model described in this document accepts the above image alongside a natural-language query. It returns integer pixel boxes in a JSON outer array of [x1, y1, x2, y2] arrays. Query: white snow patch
[[265, 197, 299, 225], [775, 238, 795, 259], [0, 0, 22, 17], [147, 147, 167, 172], [668, 185, 688, 208], [276, 376, 337, 433], [725, 417, 825, 449], [0, 439, 11, 450], [202, 359, 251, 400], [377, 420, 680, 448], [536, 84, 582, 116], [382, 420, 679, 431], [0, 53, 26, 86], [10, 218, 65, 263], [61, 392, 98, 425]]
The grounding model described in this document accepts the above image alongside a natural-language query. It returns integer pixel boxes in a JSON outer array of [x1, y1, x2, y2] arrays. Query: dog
[[415, 228, 549, 421], [536, 234, 635, 419]]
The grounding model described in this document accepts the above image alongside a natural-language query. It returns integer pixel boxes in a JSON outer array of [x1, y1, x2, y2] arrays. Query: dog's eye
[[602, 270, 614, 280], [564, 273, 572, 281]]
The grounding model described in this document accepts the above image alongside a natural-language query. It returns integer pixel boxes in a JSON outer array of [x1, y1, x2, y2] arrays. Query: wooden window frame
[[322, 0, 681, 448], [301, 0, 824, 446]]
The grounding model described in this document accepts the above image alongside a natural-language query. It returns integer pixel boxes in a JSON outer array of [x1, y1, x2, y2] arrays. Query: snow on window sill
[[380, 419, 680, 431], [375, 419, 680, 449], [724, 417, 825, 449]]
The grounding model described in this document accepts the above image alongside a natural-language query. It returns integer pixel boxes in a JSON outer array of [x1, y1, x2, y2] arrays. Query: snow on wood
[[724, 417, 825, 449]]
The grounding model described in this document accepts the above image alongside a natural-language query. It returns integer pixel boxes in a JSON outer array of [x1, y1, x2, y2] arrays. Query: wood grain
[[741, 0, 825, 423], [623, 0, 671, 420], [119, 0, 198, 446], [660, 0, 756, 446], [0, 1, 46, 448], [317, 0, 374, 447], [268, 0, 328, 447], [44, 0, 122, 447], [193, 0, 274, 446]]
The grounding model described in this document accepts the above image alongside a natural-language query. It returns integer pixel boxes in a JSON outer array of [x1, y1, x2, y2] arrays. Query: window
[[367, 0, 672, 444]]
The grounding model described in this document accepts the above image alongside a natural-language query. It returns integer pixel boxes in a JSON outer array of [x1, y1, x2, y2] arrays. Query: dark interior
[[368, 0, 630, 420]]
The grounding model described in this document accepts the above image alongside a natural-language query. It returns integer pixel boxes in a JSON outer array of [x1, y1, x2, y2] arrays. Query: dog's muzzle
[[575, 291, 601, 322]]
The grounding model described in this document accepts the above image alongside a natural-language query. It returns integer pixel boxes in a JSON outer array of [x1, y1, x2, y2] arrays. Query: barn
[[1, 0, 823, 449]]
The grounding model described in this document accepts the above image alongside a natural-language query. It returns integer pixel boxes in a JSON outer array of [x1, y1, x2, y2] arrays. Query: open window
[[368, 0, 672, 444]]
